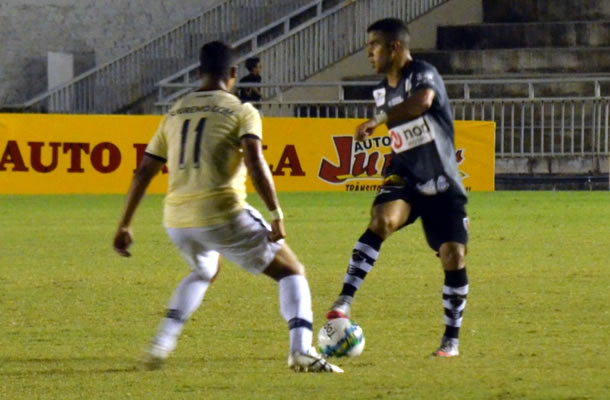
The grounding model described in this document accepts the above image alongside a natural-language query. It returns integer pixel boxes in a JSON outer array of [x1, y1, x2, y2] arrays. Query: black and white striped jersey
[[373, 59, 466, 197]]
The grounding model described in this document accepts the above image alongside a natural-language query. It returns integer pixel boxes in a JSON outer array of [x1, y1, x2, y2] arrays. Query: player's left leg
[[434, 241, 468, 357], [421, 194, 469, 357]]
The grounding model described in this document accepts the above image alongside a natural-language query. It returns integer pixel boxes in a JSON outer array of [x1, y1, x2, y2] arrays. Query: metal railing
[[155, 78, 610, 158], [16, 0, 314, 114], [453, 98, 609, 157], [157, 0, 450, 106]]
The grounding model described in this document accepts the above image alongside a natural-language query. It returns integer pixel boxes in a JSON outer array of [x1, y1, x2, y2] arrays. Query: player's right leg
[[327, 194, 410, 320], [263, 246, 343, 373], [141, 228, 221, 370]]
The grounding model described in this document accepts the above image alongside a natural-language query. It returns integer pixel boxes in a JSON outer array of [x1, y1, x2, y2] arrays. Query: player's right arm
[[241, 136, 285, 242], [113, 154, 165, 256], [114, 116, 168, 257], [356, 88, 434, 142]]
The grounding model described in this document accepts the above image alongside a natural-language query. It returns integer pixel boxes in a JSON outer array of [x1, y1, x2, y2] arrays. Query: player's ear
[[229, 65, 237, 80], [390, 39, 401, 53]]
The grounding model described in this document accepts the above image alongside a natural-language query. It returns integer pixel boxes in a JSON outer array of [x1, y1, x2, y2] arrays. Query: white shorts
[[165, 205, 283, 277]]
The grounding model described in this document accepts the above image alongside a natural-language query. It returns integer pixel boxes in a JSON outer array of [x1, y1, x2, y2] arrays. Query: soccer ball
[[318, 318, 365, 357]]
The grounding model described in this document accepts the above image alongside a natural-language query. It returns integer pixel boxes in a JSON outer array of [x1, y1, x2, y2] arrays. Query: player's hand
[[113, 226, 133, 257], [269, 219, 286, 242], [355, 119, 377, 141]]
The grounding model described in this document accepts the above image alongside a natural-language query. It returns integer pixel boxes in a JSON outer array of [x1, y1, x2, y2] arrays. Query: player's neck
[[199, 76, 230, 92], [386, 52, 412, 87]]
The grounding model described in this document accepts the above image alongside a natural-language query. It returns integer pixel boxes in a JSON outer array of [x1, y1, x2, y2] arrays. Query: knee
[[439, 243, 466, 271], [263, 245, 306, 281], [194, 261, 220, 282], [284, 261, 305, 277], [369, 214, 400, 239]]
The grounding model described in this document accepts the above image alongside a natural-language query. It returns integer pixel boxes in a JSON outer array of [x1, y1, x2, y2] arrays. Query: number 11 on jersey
[[179, 118, 207, 169]]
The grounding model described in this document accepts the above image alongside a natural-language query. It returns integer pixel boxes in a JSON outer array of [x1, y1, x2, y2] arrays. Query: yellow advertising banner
[[0, 114, 494, 194], [260, 118, 495, 193]]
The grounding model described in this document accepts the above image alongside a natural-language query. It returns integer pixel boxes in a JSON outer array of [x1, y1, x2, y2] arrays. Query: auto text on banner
[[0, 114, 495, 194]]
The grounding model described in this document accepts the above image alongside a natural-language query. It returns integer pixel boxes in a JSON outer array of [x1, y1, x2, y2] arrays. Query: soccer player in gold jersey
[[113, 41, 342, 373]]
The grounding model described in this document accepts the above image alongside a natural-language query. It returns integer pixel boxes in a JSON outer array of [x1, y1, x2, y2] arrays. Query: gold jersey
[[145, 90, 262, 228]]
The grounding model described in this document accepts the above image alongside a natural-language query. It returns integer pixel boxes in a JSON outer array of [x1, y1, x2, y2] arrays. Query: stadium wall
[[0, 114, 495, 194], [0, 0, 222, 106]]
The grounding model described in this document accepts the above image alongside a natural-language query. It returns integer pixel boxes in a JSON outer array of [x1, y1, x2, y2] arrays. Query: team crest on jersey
[[373, 88, 386, 107]]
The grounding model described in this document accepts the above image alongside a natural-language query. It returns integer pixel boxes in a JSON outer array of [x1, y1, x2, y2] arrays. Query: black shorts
[[373, 175, 469, 251]]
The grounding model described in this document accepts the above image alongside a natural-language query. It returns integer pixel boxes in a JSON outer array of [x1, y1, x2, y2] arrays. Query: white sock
[[279, 274, 314, 354], [155, 272, 210, 350]]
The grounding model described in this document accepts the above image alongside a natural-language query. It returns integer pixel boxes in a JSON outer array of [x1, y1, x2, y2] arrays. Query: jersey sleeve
[[145, 115, 169, 161], [411, 63, 446, 107], [237, 103, 262, 139]]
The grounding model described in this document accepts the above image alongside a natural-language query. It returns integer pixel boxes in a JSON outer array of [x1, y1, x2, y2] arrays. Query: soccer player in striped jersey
[[326, 18, 470, 358], [113, 41, 342, 373]]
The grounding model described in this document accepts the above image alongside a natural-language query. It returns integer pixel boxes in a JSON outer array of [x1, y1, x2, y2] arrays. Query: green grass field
[[1, 192, 608, 399]]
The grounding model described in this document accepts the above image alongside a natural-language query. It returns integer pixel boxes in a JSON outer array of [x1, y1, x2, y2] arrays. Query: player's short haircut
[[199, 41, 234, 78], [245, 57, 260, 72], [367, 18, 409, 47]]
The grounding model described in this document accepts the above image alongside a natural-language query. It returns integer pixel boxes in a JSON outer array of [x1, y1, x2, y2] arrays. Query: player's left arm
[[113, 154, 165, 257]]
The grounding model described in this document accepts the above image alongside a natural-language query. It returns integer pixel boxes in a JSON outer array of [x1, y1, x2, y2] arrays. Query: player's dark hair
[[367, 18, 409, 47], [199, 41, 234, 78], [245, 57, 260, 72]]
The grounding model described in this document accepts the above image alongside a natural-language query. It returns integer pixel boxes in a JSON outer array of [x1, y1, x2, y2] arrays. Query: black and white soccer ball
[[318, 318, 365, 357]]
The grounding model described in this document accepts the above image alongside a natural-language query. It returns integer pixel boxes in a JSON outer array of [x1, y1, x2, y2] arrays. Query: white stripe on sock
[[444, 316, 463, 327], [443, 284, 469, 296], [354, 241, 379, 260], [443, 299, 467, 312], [344, 275, 363, 288]]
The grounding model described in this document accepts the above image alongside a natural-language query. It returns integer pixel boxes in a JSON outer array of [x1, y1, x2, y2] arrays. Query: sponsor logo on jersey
[[388, 96, 404, 107], [373, 88, 386, 107], [388, 116, 436, 153]]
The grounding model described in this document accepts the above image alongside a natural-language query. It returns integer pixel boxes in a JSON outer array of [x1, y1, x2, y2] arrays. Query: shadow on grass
[[0, 353, 285, 377], [0, 356, 139, 377]]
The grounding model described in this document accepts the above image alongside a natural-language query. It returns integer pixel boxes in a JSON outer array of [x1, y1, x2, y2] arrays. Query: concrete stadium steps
[[413, 47, 610, 75], [483, 0, 610, 23], [437, 21, 610, 50]]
